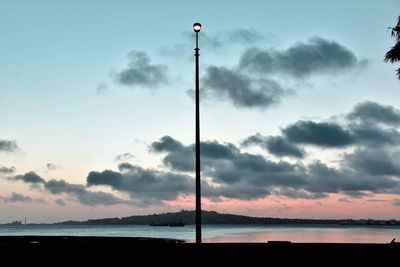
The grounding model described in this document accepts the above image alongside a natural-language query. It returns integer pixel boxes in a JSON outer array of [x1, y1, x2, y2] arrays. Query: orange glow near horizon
[[164, 194, 400, 220]]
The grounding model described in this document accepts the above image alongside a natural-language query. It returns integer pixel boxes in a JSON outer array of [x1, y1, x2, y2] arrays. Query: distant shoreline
[[3, 210, 400, 226]]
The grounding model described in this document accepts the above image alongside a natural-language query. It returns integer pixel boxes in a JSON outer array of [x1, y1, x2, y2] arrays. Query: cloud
[[393, 199, 400, 206], [241, 133, 305, 158], [44, 179, 130, 206], [8, 106, 400, 206], [239, 37, 366, 78], [46, 163, 61, 170], [150, 135, 400, 200], [96, 82, 108, 94], [182, 28, 264, 49], [241, 102, 400, 154], [202, 66, 288, 108], [183, 31, 222, 48], [0, 192, 45, 204], [366, 199, 388, 202], [149, 135, 308, 200], [283, 120, 354, 147], [0, 166, 15, 175], [198, 37, 365, 109], [87, 164, 196, 205], [304, 161, 399, 196], [349, 124, 400, 147], [12, 171, 46, 184], [8, 171, 129, 207], [115, 152, 135, 162], [114, 50, 168, 88], [54, 199, 66, 206], [344, 148, 400, 176], [338, 198, 352, 203], [0, 139, 19, 153], [342, 191, 374, 199], [227, 28, 265, 44], [273, 187, 328, 199], [347, 101, 400, 126]]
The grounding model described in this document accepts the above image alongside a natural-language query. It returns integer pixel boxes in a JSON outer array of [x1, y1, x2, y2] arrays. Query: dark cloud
[[118, 162, 136, 172], [150, 136, 193, 171], [150, 135, 400, 200], [344, 148, 400, 176], [349, 124, 400, 147], [115, 152, 135, 162], [87, 165, 195, 205], [0, 166, 15, 175], [54, 199, 66, 206], [347, 101, 400, 126], [12, 171, 46, 184], [150, 136, 242, 172], [343, 191, 374, 199], [87, 170, 123, 187], [149, 136, 307, 200], [239, 37, 365, 78], [202, 66, 287, 108], [114, 50, 168, 88], [9, 171, 129, 207], [150, 135, 184, 153], [44, 179, 128, 206], [190, 37, 365, 109], [242, 102, 400, 153], [283, 120, 354, 147], [241, 133, 305, 158], [0, 139, 19, 153], [46, 163, 61, 170], [0, 192, 45, 204], [305, 161, 399, 196]]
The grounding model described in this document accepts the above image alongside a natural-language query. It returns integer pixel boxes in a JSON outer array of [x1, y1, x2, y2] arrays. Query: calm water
[[0, 224, 399, 243]]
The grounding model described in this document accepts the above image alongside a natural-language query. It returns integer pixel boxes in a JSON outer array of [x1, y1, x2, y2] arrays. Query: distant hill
[[55, 210, 400, 226]]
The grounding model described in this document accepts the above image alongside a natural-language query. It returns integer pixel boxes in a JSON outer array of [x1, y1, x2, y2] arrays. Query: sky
[[1, 0, 400, 223]]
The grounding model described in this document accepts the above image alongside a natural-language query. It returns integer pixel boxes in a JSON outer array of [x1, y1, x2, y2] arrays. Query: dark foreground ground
[[1, 236, 399, 267]]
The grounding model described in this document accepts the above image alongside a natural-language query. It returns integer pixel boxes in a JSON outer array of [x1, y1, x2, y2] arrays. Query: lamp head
[[193, 23, 201, 32]]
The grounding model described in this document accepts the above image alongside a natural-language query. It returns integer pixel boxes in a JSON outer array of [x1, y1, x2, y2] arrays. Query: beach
[[1, 236, 399, 266]]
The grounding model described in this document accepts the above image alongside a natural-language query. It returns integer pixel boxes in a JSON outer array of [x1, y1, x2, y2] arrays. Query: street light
[[193, 23, 201, 32], [193, 22, 201, 245]]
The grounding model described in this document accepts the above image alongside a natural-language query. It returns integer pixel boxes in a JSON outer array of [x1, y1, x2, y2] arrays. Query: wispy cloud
[[46, 163, 61, 171], [0, 192, 46, 204], [114, 152, 135, 162], [0, 166, 15, 175]]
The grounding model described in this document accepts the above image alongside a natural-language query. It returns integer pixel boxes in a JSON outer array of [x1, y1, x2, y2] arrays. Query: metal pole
[[195, 31, 201, 244]]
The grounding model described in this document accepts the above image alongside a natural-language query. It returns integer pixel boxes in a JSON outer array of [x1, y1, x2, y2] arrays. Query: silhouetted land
[[0, 236, 399, 266], [6, 210, 398, 226]]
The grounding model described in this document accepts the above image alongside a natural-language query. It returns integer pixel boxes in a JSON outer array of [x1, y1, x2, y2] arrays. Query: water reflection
[[201, 227, 400, 243]]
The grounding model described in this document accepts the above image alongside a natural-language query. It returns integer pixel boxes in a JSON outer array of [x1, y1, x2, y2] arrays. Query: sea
[[1, 224, 399, 243]]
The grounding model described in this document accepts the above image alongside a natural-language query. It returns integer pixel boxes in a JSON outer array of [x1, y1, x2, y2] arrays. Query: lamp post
[[193, 22, 201, 245]]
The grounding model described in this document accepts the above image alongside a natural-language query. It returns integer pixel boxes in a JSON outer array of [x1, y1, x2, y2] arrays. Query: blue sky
[[1, 0, 400, 223]]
